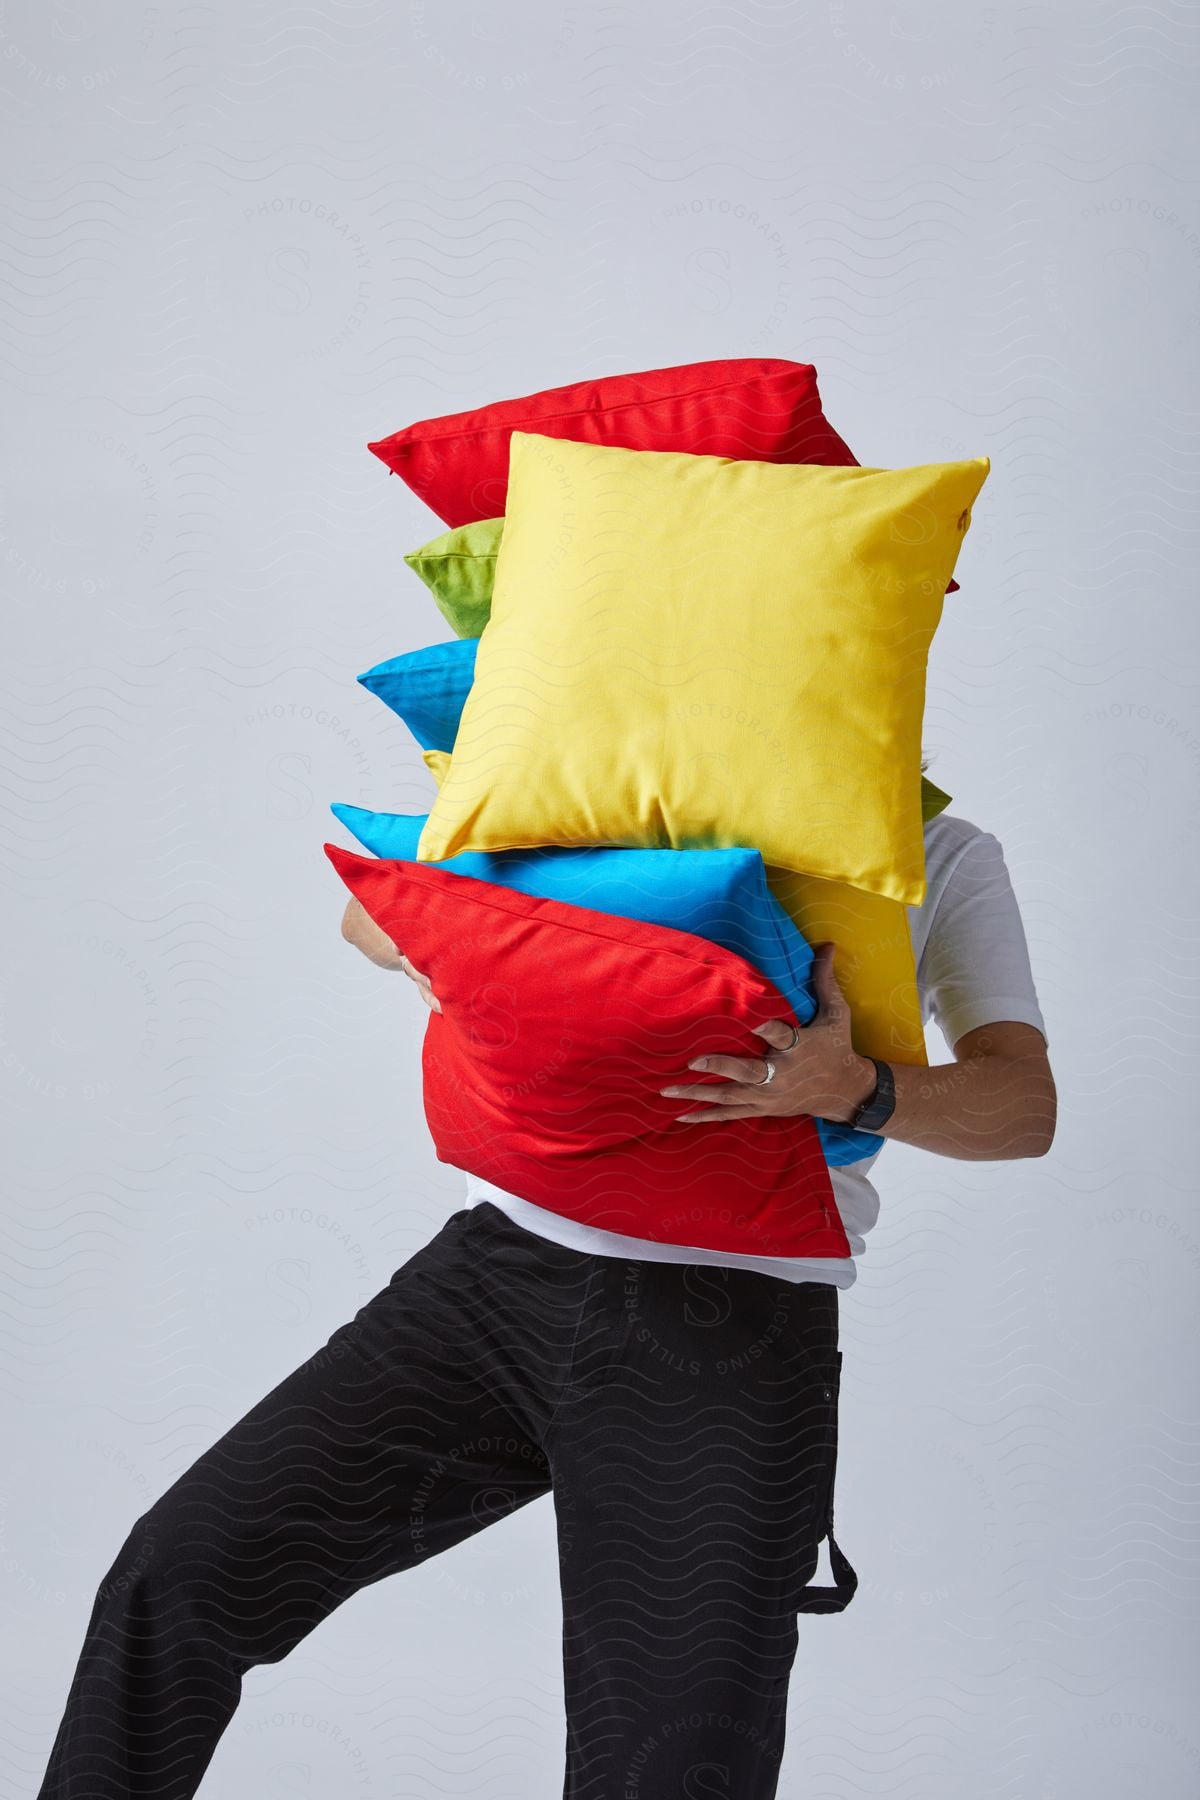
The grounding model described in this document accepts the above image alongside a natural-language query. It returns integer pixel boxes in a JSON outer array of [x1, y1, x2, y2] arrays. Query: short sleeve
[[918, 831, 1048, 1053]]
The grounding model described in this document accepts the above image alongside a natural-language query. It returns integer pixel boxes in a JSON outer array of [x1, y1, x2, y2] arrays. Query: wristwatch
[[848, 1058, 896, 1133]]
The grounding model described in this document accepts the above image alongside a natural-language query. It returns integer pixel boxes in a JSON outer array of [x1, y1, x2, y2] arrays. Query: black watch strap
[[849, 1058, 896, 1133]]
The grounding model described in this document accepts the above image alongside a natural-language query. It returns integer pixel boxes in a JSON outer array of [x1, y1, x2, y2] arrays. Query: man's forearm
[[846, 1027, 1056, 1161], [341, 898, 406, 970]]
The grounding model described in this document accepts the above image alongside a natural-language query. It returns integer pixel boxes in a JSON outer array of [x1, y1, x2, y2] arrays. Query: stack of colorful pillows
[[326, 357, 987, 1261]]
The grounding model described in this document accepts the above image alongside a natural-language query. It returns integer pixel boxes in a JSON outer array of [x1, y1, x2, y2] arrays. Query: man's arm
[[340, 899, 443, 1011], [837, 1019, 1057, 1161], [665, 815, 1055, 1160], [340, 897, 406, 970], [866, 824, 1056, 1159], [662, 960, 1056, 1161]]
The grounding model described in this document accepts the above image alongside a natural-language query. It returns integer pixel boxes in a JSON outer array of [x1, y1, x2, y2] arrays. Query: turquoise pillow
[[331, 800, 884, 1169], [358, 640, 478, 753]]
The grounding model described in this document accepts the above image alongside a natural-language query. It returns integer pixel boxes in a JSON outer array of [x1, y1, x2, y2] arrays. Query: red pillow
[[326, 844, 850, 1262], [367, 356, 959, 589], [367, 357, 856, 527]]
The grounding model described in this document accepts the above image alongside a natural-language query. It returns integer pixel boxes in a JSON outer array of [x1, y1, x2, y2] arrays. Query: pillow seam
[[372, 863, 785, 998], [380, 367, 819, 448]]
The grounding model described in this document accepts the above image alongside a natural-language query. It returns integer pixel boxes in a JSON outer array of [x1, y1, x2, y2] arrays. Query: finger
[[751, 1017, 806, 1048], [810, 941, 845, 1016], [662, 1080, 763, 1105], [662, 1072, 766, 1101], [684, 1053, 771, 1084], [399, 956, 442, 1013], [402, 956, 435, 992], [675, 1105, 766, 1123]]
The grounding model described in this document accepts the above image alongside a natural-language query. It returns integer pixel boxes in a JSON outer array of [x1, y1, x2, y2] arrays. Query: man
[[36, 800, 1054, 1800]]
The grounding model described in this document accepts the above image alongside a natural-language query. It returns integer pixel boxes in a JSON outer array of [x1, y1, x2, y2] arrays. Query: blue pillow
[[331, 800, 883, 1168], [357, 639, 479, 752]]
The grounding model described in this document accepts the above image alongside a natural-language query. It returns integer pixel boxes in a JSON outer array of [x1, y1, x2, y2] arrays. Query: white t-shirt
[[454, 813, 1048, 1289]]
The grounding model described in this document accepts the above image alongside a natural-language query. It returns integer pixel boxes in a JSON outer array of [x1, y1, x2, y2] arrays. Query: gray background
[[4, 1, 1199, 1794]]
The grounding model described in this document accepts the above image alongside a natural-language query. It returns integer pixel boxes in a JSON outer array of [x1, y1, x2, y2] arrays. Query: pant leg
[[547, 1257, 854, 1800], [35, 1203, 595, 1800]]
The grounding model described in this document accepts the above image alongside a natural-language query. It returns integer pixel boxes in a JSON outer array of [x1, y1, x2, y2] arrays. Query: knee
[[94, 1506, 175, 1605], [94, 1483, 232, 1607], [88, 1498, 261, 1666]]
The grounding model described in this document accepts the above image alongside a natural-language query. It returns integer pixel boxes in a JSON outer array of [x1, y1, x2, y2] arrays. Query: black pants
[[36, 1201, 856, 1800]]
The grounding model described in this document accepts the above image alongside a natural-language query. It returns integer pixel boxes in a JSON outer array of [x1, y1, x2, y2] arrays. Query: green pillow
[[921, 775, 951, 821], [404, 517, 504, 638]]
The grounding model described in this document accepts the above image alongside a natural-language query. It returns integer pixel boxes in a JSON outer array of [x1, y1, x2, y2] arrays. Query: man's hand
[[340, 899, 442, 1012], [660, 941, 875, 1125], [396, 955, 442, 1013]]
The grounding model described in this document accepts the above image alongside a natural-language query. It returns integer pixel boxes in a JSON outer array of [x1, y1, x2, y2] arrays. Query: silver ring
[[756, 1057, 778, 1086], [784, 1024, 801, 1051]]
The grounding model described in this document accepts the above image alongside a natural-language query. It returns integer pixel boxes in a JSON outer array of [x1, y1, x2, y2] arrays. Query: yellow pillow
[[765, 869, 926, 1064], [415, 434, 987, 903], [424, 748, 927, 1063]]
